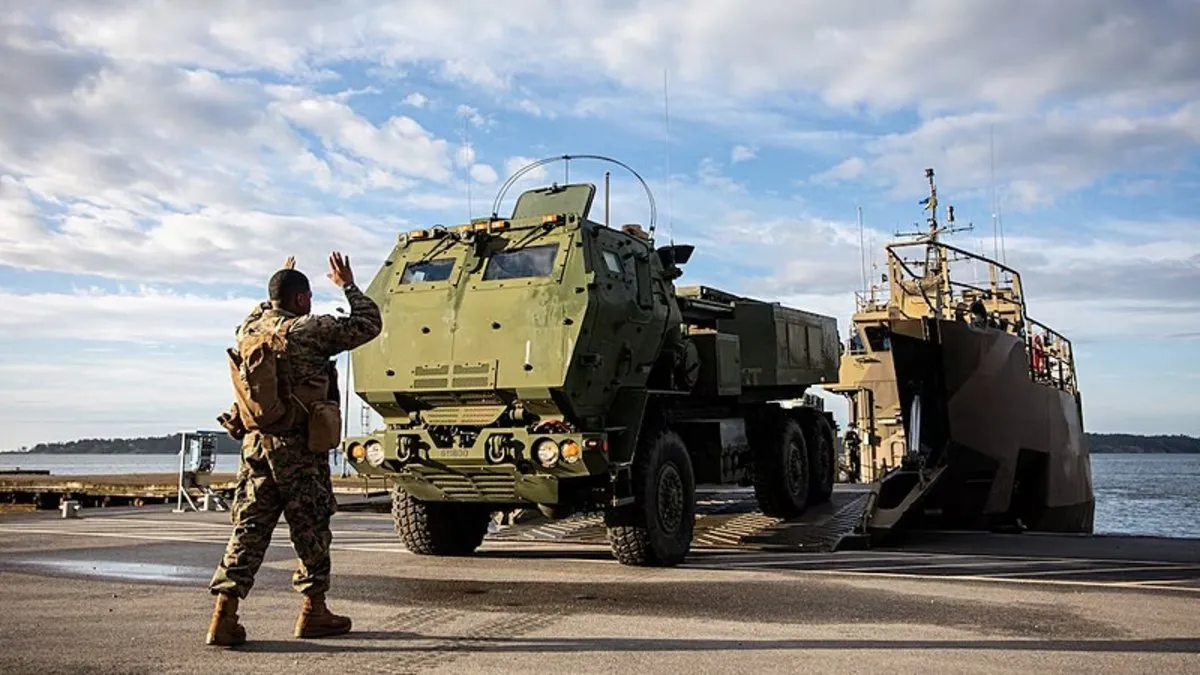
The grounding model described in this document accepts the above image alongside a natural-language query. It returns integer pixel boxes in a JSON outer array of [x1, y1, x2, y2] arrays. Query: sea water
[[2, 452, 1198, 539]]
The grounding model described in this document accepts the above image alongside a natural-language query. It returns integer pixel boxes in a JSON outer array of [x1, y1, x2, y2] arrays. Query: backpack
[[226, 315, 299, 434]]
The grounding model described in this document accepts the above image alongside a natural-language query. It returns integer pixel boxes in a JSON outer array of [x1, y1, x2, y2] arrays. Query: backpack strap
[[271, 315, 313, 417]]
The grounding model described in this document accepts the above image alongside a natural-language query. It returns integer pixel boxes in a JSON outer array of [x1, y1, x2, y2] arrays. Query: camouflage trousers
[[209, 431, 338, 598]]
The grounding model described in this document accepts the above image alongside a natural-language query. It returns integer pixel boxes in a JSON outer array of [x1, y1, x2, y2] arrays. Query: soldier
[[844, 424, 862, 483], [206, 252, 382, 647]]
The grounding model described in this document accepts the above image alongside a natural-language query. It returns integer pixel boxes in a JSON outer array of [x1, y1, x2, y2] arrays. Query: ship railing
[[885, 241, 1031, 325], [883, 248, 940, 320], [852, 288, 890, 313], [943, 279, 1026, 332], [1025, 317, 1076, 393]]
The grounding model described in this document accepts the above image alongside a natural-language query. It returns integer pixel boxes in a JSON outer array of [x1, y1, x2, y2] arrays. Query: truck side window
[[602, 250, 625, 276]]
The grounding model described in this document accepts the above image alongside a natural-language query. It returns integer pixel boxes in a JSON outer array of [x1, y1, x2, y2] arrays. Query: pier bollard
[[60, 500, 81, 519]]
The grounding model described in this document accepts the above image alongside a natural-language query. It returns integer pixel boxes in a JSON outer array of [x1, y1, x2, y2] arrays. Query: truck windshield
[[400, 258, 454, 284], [483, 244, 559, 281]]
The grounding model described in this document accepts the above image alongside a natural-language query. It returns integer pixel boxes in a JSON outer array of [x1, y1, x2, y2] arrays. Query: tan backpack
[[227, 316, 299, 435]]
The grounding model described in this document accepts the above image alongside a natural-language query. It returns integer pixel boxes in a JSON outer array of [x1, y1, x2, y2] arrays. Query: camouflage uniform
[[209, 282, 382, 599]]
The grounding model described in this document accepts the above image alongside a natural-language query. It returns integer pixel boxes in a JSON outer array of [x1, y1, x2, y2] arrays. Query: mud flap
[[605, 387, 654, 508]]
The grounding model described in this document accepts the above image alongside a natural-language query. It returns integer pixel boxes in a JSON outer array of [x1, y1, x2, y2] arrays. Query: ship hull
[[886, 318, 1094, 534]]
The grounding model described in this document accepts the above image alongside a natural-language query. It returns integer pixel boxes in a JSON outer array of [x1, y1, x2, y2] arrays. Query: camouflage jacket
[[237, 282, 383, 392]]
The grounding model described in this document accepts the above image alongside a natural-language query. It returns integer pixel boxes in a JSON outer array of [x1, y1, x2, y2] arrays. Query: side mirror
[[656, 244, 694, 267]]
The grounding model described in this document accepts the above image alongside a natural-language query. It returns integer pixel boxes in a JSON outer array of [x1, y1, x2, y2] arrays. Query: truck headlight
[[535, 438, 560, 467], [365, 440, 386, 467]]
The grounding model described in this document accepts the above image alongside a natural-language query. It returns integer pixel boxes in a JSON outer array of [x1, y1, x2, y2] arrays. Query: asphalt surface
[[1, 501, 1198, 674]]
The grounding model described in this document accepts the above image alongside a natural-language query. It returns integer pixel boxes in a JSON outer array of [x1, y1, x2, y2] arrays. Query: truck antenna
[[663, 68, 673, 244], [605, 171, 611, 229]]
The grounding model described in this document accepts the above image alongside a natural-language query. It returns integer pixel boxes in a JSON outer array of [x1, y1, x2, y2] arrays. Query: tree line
[[1086, 433, 1200, 454], [17, 433, 244, 455], [8, 432, 1200, 454]]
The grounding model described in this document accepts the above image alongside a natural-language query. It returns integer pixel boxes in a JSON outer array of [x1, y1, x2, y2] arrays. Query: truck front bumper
[[341, 428, 610, 505]]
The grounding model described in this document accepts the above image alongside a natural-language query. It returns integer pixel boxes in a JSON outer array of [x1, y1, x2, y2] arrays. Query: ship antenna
[[857, 205, 867, 296], [990, 124, 998, 260], [925, 167, 939, 238], [663, 68, 674, 245], [998, 198, 1008, 264]]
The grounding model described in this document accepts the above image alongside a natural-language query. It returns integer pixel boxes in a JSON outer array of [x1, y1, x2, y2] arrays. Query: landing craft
[[341, 155, 842, 566], [827, 168, 1095, 540]]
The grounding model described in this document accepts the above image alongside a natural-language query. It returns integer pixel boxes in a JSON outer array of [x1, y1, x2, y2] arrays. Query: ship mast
[[921, 168, 950, 316], [888, 168, 974, 320]]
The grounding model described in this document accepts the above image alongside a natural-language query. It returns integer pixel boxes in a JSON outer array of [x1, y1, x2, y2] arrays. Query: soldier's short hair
[[269, 269, 310, 302]]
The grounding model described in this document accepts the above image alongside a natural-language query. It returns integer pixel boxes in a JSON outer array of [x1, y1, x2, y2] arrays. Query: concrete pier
[[0, 486, 1197, 673]]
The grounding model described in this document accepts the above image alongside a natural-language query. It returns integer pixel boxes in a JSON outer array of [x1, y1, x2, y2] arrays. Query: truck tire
[[752, 417, 810, 518], [606, 430, 696, 566], [391, 489, 491, 556], [805, 414, 836, 505]]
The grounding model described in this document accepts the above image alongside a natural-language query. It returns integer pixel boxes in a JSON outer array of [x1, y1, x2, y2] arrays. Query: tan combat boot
[[205, 593, 247, 647], [294, 593, 352, 639]]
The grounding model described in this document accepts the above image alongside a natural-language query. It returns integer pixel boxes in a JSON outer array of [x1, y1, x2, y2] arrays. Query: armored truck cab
[[343, 159, 841, 566]]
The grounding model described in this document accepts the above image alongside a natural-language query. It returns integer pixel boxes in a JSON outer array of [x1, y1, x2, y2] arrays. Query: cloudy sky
[[2, 1, 1198, 450]]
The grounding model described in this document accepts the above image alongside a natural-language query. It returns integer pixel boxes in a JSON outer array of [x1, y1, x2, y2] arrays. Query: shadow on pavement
[[233, 634, 1200, 655]]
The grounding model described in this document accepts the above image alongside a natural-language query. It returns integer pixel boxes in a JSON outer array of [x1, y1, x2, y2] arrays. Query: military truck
[[341, 156, 842, 566]]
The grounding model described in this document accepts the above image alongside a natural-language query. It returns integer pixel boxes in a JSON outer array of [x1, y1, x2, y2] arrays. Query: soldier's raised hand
[[283, 256, 296, 270], [327, 251, 355, 288]]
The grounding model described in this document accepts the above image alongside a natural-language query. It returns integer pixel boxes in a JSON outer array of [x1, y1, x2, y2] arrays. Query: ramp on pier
[[486, 485, 871, 552]]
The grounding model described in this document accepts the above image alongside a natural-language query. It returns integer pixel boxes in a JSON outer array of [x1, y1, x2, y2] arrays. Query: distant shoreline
[[3, 450, 1198, 455], [4, 432, 1198, 455]]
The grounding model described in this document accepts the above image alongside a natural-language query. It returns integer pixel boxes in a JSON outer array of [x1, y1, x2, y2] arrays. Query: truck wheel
[[752, 417, 810, 518], [391, 489, 491, 556], [806, 414, 836, 505], [606, 430, 696, 566]]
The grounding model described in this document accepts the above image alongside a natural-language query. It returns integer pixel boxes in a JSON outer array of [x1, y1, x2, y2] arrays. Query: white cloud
[[814, 157, 865, 184], [270, 87, 454, 183], [516, 98, 552, 118], [0, 287, 251, 343], [454, 143, 477, 169], [470, 163, 499, 185], [8, 1, 1197, 206], [818, 105, 1200, 204], [455, 103, 488, 128], [402, 92, 429, 107], [0, 27, 461, 284], [0, 285, 365, 344], [0, 176, 42, 242], [731, 145, 756, 163], [30, 2, 1197, 109], [495, 155, 551, 204], [696, 158, 743, 193], [0, 189, 392, 285]]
